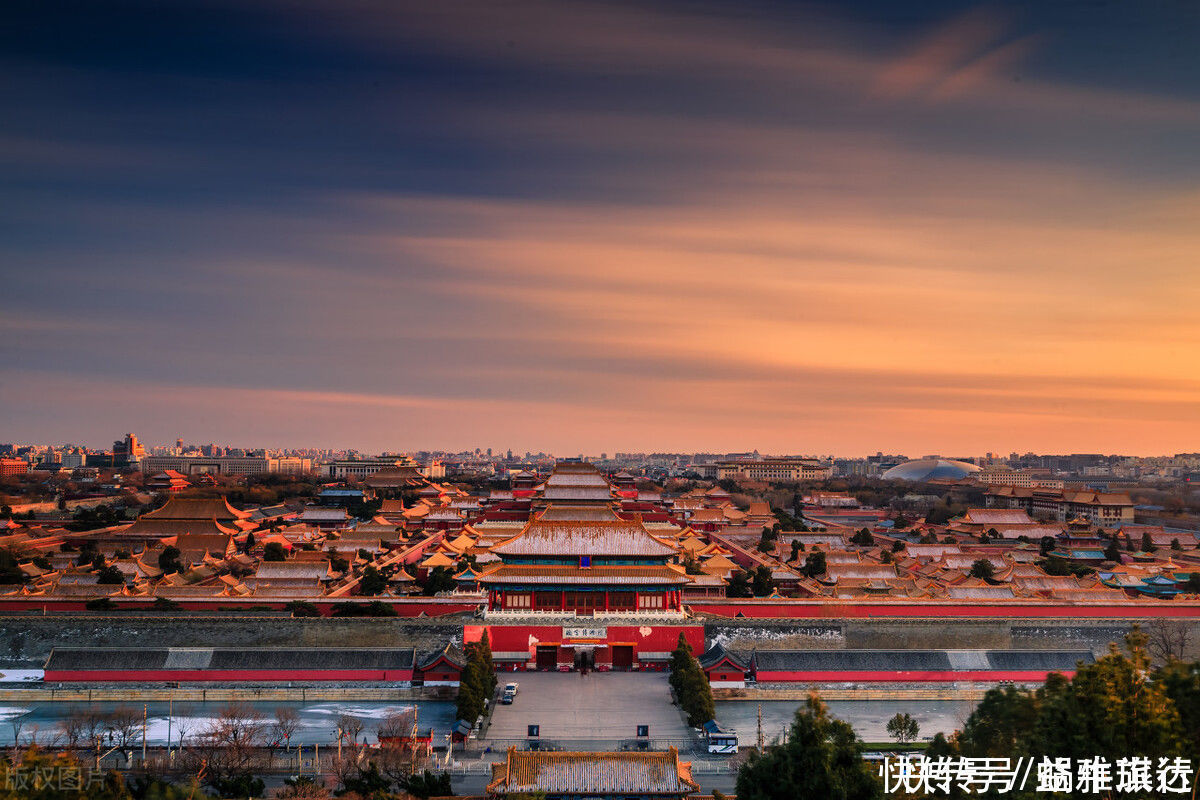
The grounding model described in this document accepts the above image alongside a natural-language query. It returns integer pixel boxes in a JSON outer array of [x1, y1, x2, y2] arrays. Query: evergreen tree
[[668, 633, 714, 726], [923, 733, 966, 800], [96, 565, 125, 585], [455, 656, 485, 723], [668, 633, 693, 694], [1103, 540, 1121, 562], [262, 541, 287, 561], [422, 565, 456, 595], [680, 662, 715, 726], [1157, 659, 1200, 756], [802, 551, 827, 578], [957, 684, 1038, 757], [455, 635, 497, 724], [751, 565, 774, 597], [736, 694, 882, 800], [477, 629, 498, 696], [1027, 633, 1184, 765], [956, 632, 1187, 800], [968, 559, 995, 581], [398, 770, 454, 799], [339, 761, 391, 798], [157, 544, 182, 575], [359, 564, 387, 596], [850, 529, 874, 546], [726, 570, 753, 598]]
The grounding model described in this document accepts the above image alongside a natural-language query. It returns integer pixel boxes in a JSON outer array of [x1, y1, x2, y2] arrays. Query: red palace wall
[[9, 596, 1199, 619], [755, 670, 1078, 683], [483, 624, 704, 669], [687, 601, 1200, 618], [43, 669, 414, 683], [0, 598, 481, 617]]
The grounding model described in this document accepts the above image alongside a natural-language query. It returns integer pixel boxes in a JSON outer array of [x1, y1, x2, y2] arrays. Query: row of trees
[[668, 633, 715, 727], [733, 629, 1200, 800], [455, 631, 498, 725], [944, 631, 1198, 775]]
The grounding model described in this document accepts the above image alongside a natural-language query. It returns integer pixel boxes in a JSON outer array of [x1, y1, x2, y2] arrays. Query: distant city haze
[[3, 1, 1199, 455]]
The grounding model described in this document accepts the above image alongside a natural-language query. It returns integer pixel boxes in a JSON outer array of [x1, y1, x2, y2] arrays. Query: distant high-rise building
[[61, 449, 87, 469], [0, 458, 31, 478], [112, 432, 145, 467]]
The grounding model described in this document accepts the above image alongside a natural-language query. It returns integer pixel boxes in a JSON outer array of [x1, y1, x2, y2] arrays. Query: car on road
[[501, 682, 519, 704]]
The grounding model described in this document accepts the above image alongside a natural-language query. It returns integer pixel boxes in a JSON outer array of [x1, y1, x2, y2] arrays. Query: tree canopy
[[668, 633, 714, 727], [736, 694, 882, 800]]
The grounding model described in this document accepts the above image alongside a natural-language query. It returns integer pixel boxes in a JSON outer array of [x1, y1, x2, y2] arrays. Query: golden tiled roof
[[140, 497, 250, 521], [479, 564, 690, 586], [487, 747, 698, 795], [491, 519, 678, 558]]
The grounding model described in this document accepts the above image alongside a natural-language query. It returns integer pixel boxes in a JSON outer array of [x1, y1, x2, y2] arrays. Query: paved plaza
[[483, 671, 693, 747]]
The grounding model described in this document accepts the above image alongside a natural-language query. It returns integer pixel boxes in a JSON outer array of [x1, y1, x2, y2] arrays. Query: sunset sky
[[3, 0, 1199, 456]]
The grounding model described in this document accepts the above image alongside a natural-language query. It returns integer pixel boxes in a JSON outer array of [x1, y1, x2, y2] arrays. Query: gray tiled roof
[[45, 647, 415, 671]]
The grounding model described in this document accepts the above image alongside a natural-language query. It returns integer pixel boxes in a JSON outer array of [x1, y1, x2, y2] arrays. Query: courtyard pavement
[[482, 671, 693, 748]]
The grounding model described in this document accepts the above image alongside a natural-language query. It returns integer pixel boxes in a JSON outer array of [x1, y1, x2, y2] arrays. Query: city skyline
[[6, 431, 1199, 463], [4, 0, 1200, 455]]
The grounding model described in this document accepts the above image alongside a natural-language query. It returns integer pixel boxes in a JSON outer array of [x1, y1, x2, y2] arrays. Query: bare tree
[[269, 707, 301, 765], [275, 776, 332, 798], [377, 709, 415, 741], [10, 715, 26, 747], [1147, 618, 1194, 664], [336, 713, 364, 750], [59, 709, 89, 750], [24, 723, 61, 749], [78, 707, 110, 749], [329, 749, 370, 792], [106, 705, 143, 751], [377, 744, 419, 788], [182, 702, 267, 791], [173, 705, 194, 750]]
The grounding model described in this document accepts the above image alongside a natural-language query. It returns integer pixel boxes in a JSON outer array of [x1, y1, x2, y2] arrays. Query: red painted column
[[604, 591, 609, 612], [561, 590, 566, 612]]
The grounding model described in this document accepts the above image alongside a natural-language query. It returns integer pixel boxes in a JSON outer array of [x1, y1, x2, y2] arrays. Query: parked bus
[[702, 720, 739, 754]]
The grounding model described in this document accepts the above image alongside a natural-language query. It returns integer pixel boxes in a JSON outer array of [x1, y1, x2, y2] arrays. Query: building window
[[609, 591, 635, 611], [505, 593, 530, 609]]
